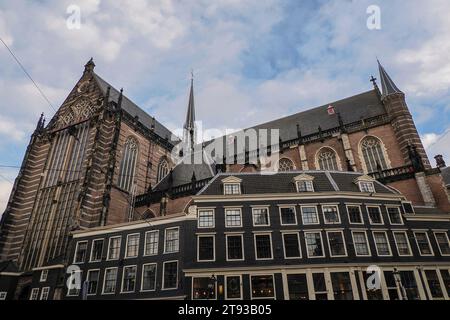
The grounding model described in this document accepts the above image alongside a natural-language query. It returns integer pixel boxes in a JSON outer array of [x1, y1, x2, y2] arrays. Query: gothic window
[[317, 147, 339, 171], [118, 137, 139, 192], [278, 158, 295, 172], [156, 158, 169, 183], [360, 136, 388, 173]]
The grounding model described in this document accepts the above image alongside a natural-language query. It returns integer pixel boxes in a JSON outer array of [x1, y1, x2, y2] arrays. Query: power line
[[0, 36, 57, 113]]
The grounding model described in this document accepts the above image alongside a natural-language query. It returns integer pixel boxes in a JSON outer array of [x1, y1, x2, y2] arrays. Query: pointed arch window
[[278, 158, 295, 172], [157, 158, 169, 183], [118, 137, 139, 192], [317, 148, 339, 171], [361, 136, 388, 173]]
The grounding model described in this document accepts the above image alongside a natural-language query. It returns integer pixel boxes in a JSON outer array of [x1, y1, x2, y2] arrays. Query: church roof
[[378, 60, 403, 97], [93, 73, 178, 142], [184, 79, 195, 130], [0, 260, 19, 273], [198, 171, 397, 195]]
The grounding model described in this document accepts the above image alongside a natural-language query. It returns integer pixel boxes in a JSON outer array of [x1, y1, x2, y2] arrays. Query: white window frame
[[107, 236, 122, 261], [367, 206, 384, 225], [300, 205, 320, 225], [326, 230, 348, 257], [125, 233, 140, 258], [346, 204, 364, 225], [252, 207, 271, 227], [393, 231, 413, 257], [386, 206, 404, 225], [282, 232, 302, 259], [254, 233, 274, 261], [359, 181, 375, 193], [225, 208, 243, 228], [224, 183, 241, 195], [322, 204, 341, 224], [162, 260, 179, 290], [73, 240, 88, 264], [40, 287, 50, 300], [372, 231, 392, 257], [304, 231, 325, 258], [296, 180, 314, 192], [40, 269, 49, 282], [144, 230, 159, 256], [226, 233, 245, 261], [197, 209, 215, 228], [351, 230, 372, 257], [279, 206, 298, 226], [225, 275, 243, 300], [0, 292, 6, 300], [250, 274, 276, 300], [89, 238, 104, 262], [434, 232, 450, 256], [413, 231, 434, 256], [164, 227, 180, 254], [30, 288, 39, 300], [141, 263, 158, 292], [86, 269, 100, 296], [102, 267, 118, 295], [121, 265, 137, 293], [197, 234, 216, 262]]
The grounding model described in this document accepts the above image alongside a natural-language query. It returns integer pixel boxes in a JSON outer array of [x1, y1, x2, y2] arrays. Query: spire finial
[[84, 57, 95, 74], [377, 59, 403, 98], [184, 73, 196, 151]]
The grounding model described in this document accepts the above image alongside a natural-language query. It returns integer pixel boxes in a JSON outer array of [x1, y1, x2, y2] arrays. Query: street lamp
[[393, 268, 407, 300]]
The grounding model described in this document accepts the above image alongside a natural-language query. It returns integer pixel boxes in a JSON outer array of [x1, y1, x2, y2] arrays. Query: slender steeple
[[377, 60, 402, 98], [183, 72, 196, 151]]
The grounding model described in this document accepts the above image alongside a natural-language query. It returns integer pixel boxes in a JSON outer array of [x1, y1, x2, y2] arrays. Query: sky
[[1, 0, 450, 215]]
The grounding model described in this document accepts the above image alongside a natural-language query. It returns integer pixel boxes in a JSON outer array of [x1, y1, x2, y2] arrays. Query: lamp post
[[393, 268, 407, 300]]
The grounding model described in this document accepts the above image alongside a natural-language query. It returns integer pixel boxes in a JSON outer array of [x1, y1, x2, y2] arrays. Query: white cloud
[[425, 129, 450, 164]]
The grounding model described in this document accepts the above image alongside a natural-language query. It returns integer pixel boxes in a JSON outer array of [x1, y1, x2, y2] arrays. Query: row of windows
[[276, 136, 388, 174], [67, 261, 178, 297], [29, 287, 50, 300], [195, 230, 450, 262], [73, 227, 179, 264], [198, 205, 404, 229], [193, 267, 450, 300]]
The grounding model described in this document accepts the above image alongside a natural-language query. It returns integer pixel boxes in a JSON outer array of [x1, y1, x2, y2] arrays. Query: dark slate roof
[[198, 171, 396, 196], [203, 89, 386, 148], [0, 260, 19, 273], [153, 151, 215, 191], [441, 167, 450, 187], [184, 79, 195, 130], [413, 206, 448, 215], [378, 60, 403, 97], [94, 73, 179, 142]]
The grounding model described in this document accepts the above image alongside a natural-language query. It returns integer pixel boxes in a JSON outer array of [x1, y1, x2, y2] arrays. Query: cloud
[[425, 129, 450, 163], [0, 168, 18, 219]]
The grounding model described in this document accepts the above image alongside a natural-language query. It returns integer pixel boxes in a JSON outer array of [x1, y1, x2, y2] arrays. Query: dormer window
[[354, 175, 376, 193], [221, 176, 242, 195], [293, 174, 315, 193], [359, 181, 375, 193]]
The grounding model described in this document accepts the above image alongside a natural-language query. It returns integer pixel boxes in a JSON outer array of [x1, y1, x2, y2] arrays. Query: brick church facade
[[0, 59, 450, 300]]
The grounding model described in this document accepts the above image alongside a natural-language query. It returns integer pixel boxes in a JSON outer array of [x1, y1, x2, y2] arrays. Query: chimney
[[434, 155, 446, 168]]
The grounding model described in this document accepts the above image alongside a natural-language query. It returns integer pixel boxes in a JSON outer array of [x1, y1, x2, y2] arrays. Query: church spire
[[377, 59, 402, 98], [183, 72, 196, 151]]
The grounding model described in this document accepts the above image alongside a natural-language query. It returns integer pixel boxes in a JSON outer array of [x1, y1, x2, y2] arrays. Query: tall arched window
[[118, 137, 139, 192], [360, 136, 388, 173], [317, 147, 339, 171], [278, 158, 295, 172], [156, 158, 169, 183]]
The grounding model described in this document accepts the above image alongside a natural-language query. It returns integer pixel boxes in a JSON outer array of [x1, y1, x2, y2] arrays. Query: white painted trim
[[197, 208, 215, 229], [433, 232, 450, 256], [351, 231, 372, 257], [225, 208, 243, 228], [300, 205, 320, 225], [252, 207, 271, 227], [39, 287, 50, 300], [106, 236, 122, 261], [392, 231, 413, 257], [226, 234, 245, 262], [191, 277, 218, 300], [140, 263, 157, 292], [254, 232, 274, 261], [282, 232, 302, 259], [120, 265, 137, 293], [224, 275, 243, 300], [326, 230, 348, 257], [346, 204, 364, 225], [366, 205, 384, 225], [143, 230, 159, 257], [73, 240, 88, 264], [250, 274, 276, 300], [164, 227, 180, 254], [197, 234, 216, 262], [372, 231, 393, 257], [89, 238, 104, 263], [321, 204, 341, 225], [304, 231, 325, 258], [162, 260, 179, 290], [279, 205, 298, 226], [386, 206, 404, 225], [40, 269, 48, 282], [102, 267, 118, 295], [124, 233, 140, 259], [86, 269, 100, 296], [413, 231, 434, 257]]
